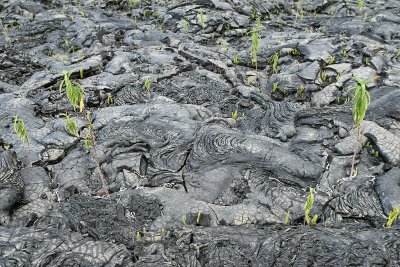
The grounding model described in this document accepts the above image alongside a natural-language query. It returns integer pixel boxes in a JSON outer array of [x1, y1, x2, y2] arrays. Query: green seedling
[[357, 0, 365, 11], [135, 231, 142, 241], [182, 214, 187, 225], [348, 77, 371, 178], [272, 53, 279, 74], [256, 16, 261, 32], [231, 110, 238, 120], [272, 82, 279, 93], [129, 0, 137, 7], [196, 210, 201, 225], [328, 55, 335, 65], [60, 113, 79, 137], [183, 19, 189, 31], [13, 115, 30, 144], [61, 54, 69, 63], [291, 49, 301, 56], [297, 85, 305, 96], [13, 115, 31, 166], [284, 211, 291, 225], [198, 9, 206, 28], [64, 39, 69, 47], [304, 188, 318, 226], [107, 95, 113, 105], [384, 208, 399, 228], [0, 20, 10, 42], [51, 53, 59, 60], [321, 70, 327, 82], [233, 54, 239, 64], [79, 68, 84, 79], [341, 50, 348, 58], [144, 77, 151, 91], [250, 28, 260, 71], [59, 70, 85, 112], [374, 150, 379, 158]]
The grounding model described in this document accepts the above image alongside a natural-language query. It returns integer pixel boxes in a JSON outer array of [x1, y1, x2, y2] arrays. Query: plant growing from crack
[[60, 113, 79, 137], [13, 115, 32, 166], [0, 20, 10, 42], [250, 28, 260, 71], [304, 188, 318, 226], [348, 76, 371, 178], [272, 52, 279, 74], [59, 70, 84, 112], [183, 19, 189, 32], [60, 70, 109, 195], [384, 208, 399, 228], [233, 54, 239, 64], [198, 9, 206, 29]]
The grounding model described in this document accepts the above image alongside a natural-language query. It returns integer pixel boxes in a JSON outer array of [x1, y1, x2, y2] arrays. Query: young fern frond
[[250, 28, 260, 70], [384, 208, 399, 228], [304, 188, 318, 226], [60, 70, 85, 112], [60, 113, 79, 137]]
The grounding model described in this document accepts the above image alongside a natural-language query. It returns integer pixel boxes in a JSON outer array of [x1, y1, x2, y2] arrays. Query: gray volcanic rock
[[1, 0, 400, 265]]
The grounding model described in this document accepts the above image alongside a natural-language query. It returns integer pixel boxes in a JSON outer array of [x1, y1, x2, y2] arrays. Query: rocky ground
[[1, 0, 400, 266]]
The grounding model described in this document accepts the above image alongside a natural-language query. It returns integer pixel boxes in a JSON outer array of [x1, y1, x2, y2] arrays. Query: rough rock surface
[[1, 0, 400, 265]]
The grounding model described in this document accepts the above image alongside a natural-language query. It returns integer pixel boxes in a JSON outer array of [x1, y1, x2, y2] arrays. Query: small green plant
[[231, 110, 238, 120], [272, 53, 279, 74], [144, 77, 151, 91], [129, 0, 137, 7], [13, 115, 30, 144], [297, 85, 305, 96], [348, 77, 371, 177], [250, 28, 261, 71], [0, 20, 10, 42], [59, 70, 85, 112], [196, 210, 201, 225], [135, 231, 142, 241], [321, 70, 327, 82], [384, 208, 399, 228], [341, 50, 349, 58], [272, 82, 279, 93], [60, 113, 79, 137], [13, 115, 31, 166], [182, 214, 187, 225], [328, 55, 335, 65], [284, 211, 291, 225], [198, 9, 206, 28], [304, 188, 318, 226], [79, 68, 84, 79], [357, 0, 365, 11], [107, 95, 113, 105], [291, 49, 301, 56], [374, 150, 379, 158], [233, 54, 239, 64], [183, 19, 189, 31]]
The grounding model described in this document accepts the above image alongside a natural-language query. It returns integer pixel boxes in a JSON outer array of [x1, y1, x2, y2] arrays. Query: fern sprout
[[272, 52, 279, 74], [144, 77, 151, 91], [250, 28, 260, 71], [13, 115, 30, 144], [198, 9, 206, 28], [304, 188, 318, 226], [384, 208, 399, 228], [60, 113, 79, 137], [59, 70, 85, 112]]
